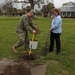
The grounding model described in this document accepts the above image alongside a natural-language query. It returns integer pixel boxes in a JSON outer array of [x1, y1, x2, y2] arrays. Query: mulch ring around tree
[[18, 53, 39, 61]]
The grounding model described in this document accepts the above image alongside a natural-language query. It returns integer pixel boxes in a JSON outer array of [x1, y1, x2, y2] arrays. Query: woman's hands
[[49, 28, 53, 32]]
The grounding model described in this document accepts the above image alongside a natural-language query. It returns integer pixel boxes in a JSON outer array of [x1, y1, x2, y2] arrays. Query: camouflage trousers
[[13, 32, 29, 50]]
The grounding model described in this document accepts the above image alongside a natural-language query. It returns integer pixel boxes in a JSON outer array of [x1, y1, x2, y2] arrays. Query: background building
[[60, 2, 75, 18]]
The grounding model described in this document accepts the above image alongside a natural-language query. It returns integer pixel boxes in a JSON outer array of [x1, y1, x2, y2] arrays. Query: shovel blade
[[41, 47, 48, 56]]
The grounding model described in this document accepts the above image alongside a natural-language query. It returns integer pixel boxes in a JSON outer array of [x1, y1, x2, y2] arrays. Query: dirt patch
[[0, 58, 18, 74], [0, 58, 47, 75], [1, 63, 31, 75]]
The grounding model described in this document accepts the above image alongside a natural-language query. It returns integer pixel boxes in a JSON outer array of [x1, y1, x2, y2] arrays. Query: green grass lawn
[[0, 16, 75, 75]]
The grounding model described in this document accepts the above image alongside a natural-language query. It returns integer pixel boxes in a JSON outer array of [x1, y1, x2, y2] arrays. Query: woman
[[49, 8, 62, 55]]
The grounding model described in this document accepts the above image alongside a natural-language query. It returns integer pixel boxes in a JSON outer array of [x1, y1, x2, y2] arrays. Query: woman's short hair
[[53, 8, 60, 15]]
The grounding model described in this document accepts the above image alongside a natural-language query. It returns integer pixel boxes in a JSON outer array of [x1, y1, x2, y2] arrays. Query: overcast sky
[[51, 0, 75, 8], [0, 0, 75, 9]]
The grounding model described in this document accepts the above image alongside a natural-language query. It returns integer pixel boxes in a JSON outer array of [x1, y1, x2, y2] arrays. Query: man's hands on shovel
[[32, 30, 36, 34], [33, 24, 41, 35]]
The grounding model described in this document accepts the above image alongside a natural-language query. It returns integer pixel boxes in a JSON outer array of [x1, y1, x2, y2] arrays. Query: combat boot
[[12, 46, 17, 54]]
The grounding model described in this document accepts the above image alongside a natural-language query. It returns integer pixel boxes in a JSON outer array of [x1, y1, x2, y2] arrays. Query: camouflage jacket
[[16, 14, 36, 34]]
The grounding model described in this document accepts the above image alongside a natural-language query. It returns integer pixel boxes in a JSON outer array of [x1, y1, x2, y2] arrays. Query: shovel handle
[[29, 34, 35, 55], [32, 34, 35, 42]]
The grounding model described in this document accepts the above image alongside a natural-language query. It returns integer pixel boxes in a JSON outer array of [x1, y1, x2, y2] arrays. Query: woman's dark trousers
[[49, 32, 61, 53]]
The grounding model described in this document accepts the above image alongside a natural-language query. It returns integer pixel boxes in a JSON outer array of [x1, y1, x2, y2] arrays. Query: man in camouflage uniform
[[12, 11, 36, 53]]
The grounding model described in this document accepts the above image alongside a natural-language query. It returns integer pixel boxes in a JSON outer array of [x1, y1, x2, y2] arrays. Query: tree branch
[[13, 0, 29, 3], [34, 0, 40, 5]]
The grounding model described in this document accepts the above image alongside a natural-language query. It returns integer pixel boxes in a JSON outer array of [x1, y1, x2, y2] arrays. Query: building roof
[[60, 2, 75, 12]]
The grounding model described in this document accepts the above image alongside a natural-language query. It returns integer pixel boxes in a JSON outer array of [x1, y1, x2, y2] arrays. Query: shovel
[[41, 32, 49, 56], [29, 34, 35, 55]]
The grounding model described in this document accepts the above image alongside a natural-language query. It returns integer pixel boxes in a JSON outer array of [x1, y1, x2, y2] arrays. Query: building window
[[67, 12, 70, 17], [63, 12, 66, 16], [71, 12, 75, 17]]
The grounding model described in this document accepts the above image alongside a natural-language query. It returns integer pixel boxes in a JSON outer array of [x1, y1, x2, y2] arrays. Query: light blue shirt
[[51, 15, 62, 33]]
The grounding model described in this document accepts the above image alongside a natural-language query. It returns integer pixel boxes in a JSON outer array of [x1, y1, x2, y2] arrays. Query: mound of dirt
[[1, 62, 31, 75], [0, 58, 47, 75], [0, 58, 31, 75], [0, 58, 18, 74]]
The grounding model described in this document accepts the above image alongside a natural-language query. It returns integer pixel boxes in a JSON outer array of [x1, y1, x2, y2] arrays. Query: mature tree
[[2, 0, 13, 16], [41, 2, 54, 17], [0, 8, 3, 15], [12, 8, 18, 16], [47, 3, 54, 15], [41, 5, 48, 17], [0, 4, 3, 15], [1, 0, 54, 16], [14, 0, 44, 9]]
